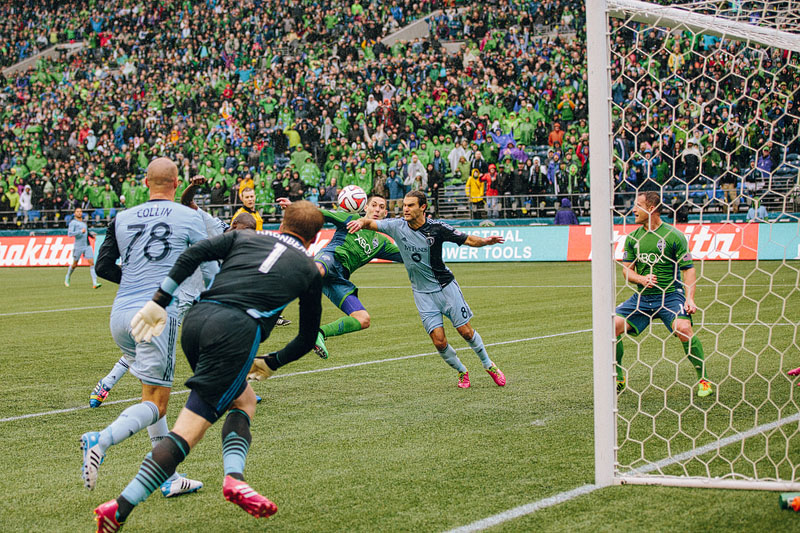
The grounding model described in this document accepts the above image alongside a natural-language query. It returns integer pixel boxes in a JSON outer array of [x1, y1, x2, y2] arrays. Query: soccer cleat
[[697, 379, 713, 397], [160, 474, 203, 498], [65, 279, 70, 287], [256, 395, 262, 404], [457, 371, 471, 388], [89, 381, 111, 408], [276, 316, 291, 326], [223, 475, 278, 518], [616, 377, 626, 394], [313, 331, 329, 360], [81, 431, 106, 490], [94, 499, 124, 533], [94, 282, 102, 289], [486, 365, 506, 386]]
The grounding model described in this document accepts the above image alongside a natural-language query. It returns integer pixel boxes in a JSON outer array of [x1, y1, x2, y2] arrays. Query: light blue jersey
[[108, 200, 211, 312], [376, 217, 468, 293], [68, 218, 90, 249], [175, 208, 225, 316]]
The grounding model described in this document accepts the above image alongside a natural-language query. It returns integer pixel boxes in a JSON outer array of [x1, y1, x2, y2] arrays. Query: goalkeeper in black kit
[[90, 201, 324, 532]]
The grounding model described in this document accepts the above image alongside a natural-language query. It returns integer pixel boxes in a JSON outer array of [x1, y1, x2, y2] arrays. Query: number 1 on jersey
[[259, 244, 287, 273]]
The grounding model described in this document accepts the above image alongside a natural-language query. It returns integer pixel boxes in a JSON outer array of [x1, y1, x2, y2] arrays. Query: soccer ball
[[337, 185, 367, 213]]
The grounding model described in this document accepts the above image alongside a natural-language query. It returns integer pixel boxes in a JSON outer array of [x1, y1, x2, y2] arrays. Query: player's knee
[[457, 324, 474, 340], [357, 314, 370, 329], [674, 323, 693, 342], [432, 338, 448, 351], [614, 317, 626, 336]]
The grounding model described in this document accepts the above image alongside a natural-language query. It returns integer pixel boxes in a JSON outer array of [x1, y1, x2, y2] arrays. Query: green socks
[[321, 315, 362, 338], [682, 337, 706, 380], [615, 335, 624, 380]]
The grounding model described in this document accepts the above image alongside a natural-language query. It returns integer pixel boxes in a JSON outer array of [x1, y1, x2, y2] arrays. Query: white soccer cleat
[[160, 474, 203, 497], [80, 431, 105, 491]]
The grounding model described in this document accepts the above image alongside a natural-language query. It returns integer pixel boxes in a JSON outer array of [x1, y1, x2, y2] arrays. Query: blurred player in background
[[91, 201, 324, 532], [276, 193, 401, 359], [347, 191, 506, 389], [82, 158, 214, 498], [65, 206, 100, 288], [614, 191, 711, 397]]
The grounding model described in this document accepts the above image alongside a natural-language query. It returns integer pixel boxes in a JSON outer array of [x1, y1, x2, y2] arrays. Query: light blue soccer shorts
[[72, 245, 94, 262], [413, 280, 473, 334], [110, 307, 179, 387]]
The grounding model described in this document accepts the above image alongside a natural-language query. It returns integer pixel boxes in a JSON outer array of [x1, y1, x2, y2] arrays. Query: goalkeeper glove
[[248, 352, 279, 382], [131, 301, 168, 343]]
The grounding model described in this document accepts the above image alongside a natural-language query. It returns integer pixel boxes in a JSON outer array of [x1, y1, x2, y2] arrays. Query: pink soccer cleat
[[94, 499, 124, 533], [486, 365, 506, 386], [788, 367, 800, 386], [223, 475, 277, 518], [457, 371, 471, 388]]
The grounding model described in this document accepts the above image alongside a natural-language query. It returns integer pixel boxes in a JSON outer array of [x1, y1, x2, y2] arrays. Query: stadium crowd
[[0, 0, 797, 228]]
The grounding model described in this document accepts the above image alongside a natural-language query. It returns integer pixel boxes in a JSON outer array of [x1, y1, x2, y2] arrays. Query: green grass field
[[0, 261, 798, 532]]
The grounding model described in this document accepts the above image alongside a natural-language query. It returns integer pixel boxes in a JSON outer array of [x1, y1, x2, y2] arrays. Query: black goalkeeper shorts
[[180, 301, 261, 417]]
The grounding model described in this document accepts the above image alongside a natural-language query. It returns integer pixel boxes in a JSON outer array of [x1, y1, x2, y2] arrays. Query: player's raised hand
[[130, 301, 167, 343], [190, 175, 207, 187], [684, 298, 698, 315], [277, 197, 291, 209], [247, 357, 273, 381]]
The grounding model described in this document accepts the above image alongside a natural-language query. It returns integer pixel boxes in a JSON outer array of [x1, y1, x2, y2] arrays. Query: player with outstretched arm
[[276, 193, 402, 359], [347, 190, 506, 388]]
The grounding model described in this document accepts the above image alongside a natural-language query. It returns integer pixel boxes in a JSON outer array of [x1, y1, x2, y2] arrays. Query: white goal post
[[588, 0, 800, 491]]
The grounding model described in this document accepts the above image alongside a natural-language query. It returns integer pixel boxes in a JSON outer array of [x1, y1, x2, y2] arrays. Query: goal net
[[588, 0, 800, 490]]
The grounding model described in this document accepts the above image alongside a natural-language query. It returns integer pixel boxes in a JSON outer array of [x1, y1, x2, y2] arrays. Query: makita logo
[[613, 224, 750, 260], [579, 223, 759, 262], [0, 237, 81, 267]]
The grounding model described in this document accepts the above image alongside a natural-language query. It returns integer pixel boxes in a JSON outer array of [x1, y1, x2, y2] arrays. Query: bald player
[[83, 158, 214, 497]]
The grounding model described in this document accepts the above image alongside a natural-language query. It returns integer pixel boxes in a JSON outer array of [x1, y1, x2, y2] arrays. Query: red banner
[[0, 236, 96, 267], [567, 223, 760, 261]]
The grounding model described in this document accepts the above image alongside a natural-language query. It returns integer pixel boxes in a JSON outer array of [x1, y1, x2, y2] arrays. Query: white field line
[[0, 304, 112, 316], [2, 282, 795, 317], [0, 329, 592, 423], [444, 412, 800, 533]]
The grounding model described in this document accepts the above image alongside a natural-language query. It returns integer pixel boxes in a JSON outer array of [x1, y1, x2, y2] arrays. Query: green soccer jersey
[[320, 209, 401, 274], [622, 222, 693, 295]]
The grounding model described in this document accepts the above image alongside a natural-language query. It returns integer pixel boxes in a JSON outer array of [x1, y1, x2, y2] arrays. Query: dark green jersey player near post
[[277, 195, 402, 358], [614, 191, 712, 398]]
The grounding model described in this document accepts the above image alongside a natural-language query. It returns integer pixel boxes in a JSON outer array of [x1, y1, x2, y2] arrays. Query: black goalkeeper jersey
[[163, 229, 322, 365]]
